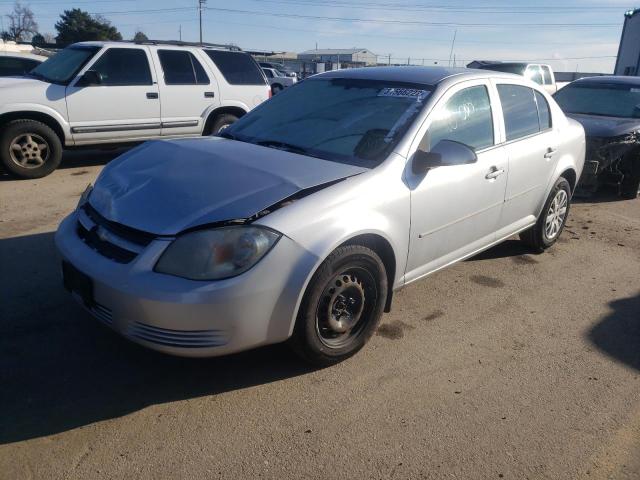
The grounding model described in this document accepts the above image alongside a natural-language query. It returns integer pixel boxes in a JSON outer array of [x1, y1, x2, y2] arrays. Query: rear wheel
[[290, 245, 387, 366], [209, 114, 239, 135], [0, 119, 62, 179], [520, 177, 571, 252]]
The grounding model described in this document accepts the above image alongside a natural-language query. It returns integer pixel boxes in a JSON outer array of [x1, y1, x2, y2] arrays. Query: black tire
[[209, 114, 239, 135], [271, 84, 283, 95], [620, 173, 640, 199], [0, 119, 63, 179], [289, 245, 388, 367], [520, 177, 572, 252]]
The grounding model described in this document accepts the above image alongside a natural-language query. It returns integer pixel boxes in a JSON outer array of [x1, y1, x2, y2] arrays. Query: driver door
[[404, 81, 509, 283], [66, 46, 161, 144]]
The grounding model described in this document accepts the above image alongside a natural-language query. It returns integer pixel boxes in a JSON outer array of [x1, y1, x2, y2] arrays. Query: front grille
[[127, 322, 229, 348], [76, 204, 156, 264]]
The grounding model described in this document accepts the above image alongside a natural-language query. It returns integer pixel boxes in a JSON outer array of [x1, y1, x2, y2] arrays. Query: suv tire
[[620, 172, 640, 199], [209, 114, 239, 134], [1, 119, 63, 179]]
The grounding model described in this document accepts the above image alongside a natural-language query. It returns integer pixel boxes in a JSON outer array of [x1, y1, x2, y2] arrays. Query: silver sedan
[[56, 67, 585, 366]]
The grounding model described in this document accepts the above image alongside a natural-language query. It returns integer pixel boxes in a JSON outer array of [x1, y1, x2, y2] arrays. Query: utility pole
[[198, 0, 207, 44], [448, 29, 457, 67], [179, 25, 182, 41], [388, 53, 391, 65]]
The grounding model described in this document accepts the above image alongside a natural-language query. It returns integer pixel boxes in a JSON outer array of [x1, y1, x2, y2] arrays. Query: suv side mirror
[[412, 139, 478, 175], [77, 70, 103, 87]]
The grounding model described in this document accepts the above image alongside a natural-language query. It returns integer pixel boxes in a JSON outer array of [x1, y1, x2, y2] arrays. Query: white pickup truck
[[0, 41, 270, 178], [475, 62, 564, 94]]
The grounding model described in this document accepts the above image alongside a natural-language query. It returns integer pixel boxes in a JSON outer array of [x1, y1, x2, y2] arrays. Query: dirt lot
[[1, 151, 639, 480]]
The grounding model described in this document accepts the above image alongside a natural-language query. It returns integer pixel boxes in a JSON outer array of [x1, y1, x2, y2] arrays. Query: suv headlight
[[155, 226, 281, 280]]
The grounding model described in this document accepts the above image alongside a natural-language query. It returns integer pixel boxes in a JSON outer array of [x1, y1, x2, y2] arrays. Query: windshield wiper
[[256, 139, 311, 156]]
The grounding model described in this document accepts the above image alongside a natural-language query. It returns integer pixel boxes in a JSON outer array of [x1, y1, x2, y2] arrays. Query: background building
[[298, 48, 377, 66], [615, 8, 640, 75]]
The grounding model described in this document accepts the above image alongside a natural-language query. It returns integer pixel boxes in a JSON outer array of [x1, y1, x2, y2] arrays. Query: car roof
[[71, 40, 241, 51], [571, 75, 640, 87], [0, 52, 46, 61], [311, 66, 513, 86]]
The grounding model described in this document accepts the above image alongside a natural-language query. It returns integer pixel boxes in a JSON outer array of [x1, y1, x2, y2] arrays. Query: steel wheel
[[545, 189, 568, 240], [315, 266, 378, 349], [9, 133, 50, 169]]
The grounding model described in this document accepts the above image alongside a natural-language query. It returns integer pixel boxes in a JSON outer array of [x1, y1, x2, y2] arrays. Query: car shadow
[[467, 239, 536, 262], [0, 231, 315, 445], [588, 293, 640, 372]]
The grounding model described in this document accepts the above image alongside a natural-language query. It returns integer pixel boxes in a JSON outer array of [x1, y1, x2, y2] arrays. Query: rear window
[[204, 50, 265, 85], [497, 84, 541, 141], [0, 57, 40, 76]]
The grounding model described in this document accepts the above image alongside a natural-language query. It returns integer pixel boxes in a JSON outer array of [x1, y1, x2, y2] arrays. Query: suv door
[[495, 83, 558, 228], [153, 49, 220, 136], [405, 81, 509, 282], [66, 46, 160, 143]]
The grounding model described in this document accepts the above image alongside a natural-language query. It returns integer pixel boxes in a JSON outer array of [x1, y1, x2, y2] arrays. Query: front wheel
[[520, 177, 572, 252], [289, 245, 388, 366], [620, 172, 640, 199], [0, 119, 63, 179]]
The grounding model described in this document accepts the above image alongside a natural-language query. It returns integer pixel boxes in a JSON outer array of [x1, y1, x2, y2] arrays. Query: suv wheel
[[290, 245, 388, 366], [0, 120, 62, 179], [520, 177, 572, 252], [209, 114, 239, 135]]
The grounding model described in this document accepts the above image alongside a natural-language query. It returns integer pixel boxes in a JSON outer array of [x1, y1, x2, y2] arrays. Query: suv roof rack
[[133, 40, 242, 51]]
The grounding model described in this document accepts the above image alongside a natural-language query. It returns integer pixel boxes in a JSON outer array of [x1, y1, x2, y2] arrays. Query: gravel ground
[[1, 151, 639, 480]]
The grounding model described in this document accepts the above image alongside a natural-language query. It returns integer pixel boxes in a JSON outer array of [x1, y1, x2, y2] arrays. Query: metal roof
[[299, 48, 373, 56]]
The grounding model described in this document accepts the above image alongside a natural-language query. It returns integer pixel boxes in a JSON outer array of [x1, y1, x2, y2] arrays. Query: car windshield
[[222, 78, 432, 167], [554, 83, 640, 118], [30, 46, 99, 84]]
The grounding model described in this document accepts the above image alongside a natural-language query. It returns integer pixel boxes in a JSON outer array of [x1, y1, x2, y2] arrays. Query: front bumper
[[55, 211, 318, 357]]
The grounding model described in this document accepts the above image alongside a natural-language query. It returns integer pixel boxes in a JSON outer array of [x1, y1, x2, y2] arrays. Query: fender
[[0, 103, 72, 143]]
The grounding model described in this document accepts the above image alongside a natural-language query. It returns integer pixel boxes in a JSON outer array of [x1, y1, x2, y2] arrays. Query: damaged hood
[[566, 113, 640, 138], [89, 137, 366, 235]]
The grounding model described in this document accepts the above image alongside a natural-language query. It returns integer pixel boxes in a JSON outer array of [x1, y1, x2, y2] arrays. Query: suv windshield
[[554, 83, 640, 119], [222, 78, 432, 167], [30, 46, 99, 84]]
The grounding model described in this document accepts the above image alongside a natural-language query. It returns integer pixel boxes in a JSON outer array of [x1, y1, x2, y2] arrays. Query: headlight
[[155, 226, 281, 280], [77, 184, 93, 208]]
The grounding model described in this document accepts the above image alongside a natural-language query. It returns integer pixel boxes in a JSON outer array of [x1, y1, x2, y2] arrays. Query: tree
[[133, 31, 148, 42], [55, 8, 122, 45], [5, 1, 38, 41]]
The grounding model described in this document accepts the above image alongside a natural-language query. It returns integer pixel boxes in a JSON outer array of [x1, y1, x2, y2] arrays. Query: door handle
[[204, 91, 215, 98], [485, 167, 505, 180], [544, 148, 557, 159], [146, 92, 159, 99]]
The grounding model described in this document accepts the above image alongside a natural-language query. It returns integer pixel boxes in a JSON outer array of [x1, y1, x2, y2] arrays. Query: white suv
[[0, 41, 270, 178]]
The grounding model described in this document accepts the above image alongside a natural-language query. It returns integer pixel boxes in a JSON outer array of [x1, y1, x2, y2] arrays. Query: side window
[[421, 85, 494, 152], [541, 66, 553, 85], [525, 65, 543, 85], [535, 91, 552, 130], [264, 69, 273, 78], [204, 50, 265, 85], [497, 84, 540, 141], [158, 50, 209, 85], [89, 48, 152, 86]]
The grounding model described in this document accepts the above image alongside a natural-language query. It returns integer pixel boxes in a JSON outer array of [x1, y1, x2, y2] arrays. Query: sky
[[1, 0, 636, 73]]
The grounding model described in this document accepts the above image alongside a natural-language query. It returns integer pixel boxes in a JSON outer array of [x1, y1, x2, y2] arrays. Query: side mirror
[[77, 70, 103, 87], [412, 139, 477, 175]]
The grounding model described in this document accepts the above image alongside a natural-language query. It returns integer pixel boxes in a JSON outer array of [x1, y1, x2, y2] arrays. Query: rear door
[[66, 46, 161, 143], [496, 83, 559, 228], [152, 48, 220, 136]]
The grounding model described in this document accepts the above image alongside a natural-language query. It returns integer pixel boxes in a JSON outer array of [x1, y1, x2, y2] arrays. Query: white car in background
[[0, 40, 270, 179], [262, 67, 296, 94]]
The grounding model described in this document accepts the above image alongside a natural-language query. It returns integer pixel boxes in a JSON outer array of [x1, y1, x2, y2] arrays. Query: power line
[[204, 6, 620, 28]]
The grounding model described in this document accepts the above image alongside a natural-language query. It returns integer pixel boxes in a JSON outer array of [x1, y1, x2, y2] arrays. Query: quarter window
[[89, 48, 152, 86], [535, 91, 552, 130], [158, 50, 209, 85], [422, 85, 494, 152], [204, 50, 265, 85], [497, 84, 541, 141]]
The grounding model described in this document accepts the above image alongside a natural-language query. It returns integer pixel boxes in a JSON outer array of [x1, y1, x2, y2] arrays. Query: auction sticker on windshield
[[378, 88, 430, 100]]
